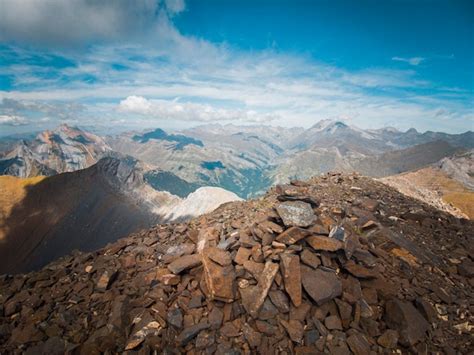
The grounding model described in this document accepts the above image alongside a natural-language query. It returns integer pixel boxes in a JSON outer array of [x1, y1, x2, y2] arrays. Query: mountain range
[[1, 120, 472, 272], [3, 120, 472, 197]]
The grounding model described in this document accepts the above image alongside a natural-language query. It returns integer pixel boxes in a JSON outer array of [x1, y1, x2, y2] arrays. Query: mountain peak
[[310, 119, 348, 132]]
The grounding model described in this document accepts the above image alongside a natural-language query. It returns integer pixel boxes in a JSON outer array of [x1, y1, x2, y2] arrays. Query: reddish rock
[[234, 247, 252, 265], [385, 299, 429, 346], [269, 290, 290, 313], [280, 253, 302, 307], [251, 244, 264, 262], [300, 249, 321, 268], [242, 323, 262, 348], [243, 259, 265, 279], [325, 315, 342, 330], [209, 306, 224, 330], [343, 262, 378, 279], [308, 224, 329, 235], [276, 227, 311, 245], [306, 235, 344, 252], [202, 254, 235, 303], [96, 270, 118, 292], [240, 261, 279, 317], [301, 266, 342, 305], [415, 297, 437, 323], [259, 220, 284, 234], [176, 322, 210, 346], [167, 254, 202, 274], [347, 333, 371, 355], [280, 319, 304, 343], [205, 247, 232, 266], [377, 329, 399, 348], [220, 322, 240, 337]]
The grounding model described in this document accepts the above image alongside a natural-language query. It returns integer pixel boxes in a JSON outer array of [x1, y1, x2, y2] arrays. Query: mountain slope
[[107, 127, 280, 198], [380, 150, 474, 219], [0, 157, 241, 274], [0, 124, 111, 178], [353, 140, 458, 177], [272, 140, 458, 183], [0, 174, 472, 353]]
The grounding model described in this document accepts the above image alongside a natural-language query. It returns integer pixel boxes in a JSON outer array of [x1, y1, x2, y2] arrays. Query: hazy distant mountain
[[288, 120, 394, 154], [0, 156, 240, 273], [288, 119, 474, 153], [0, 124, 111, 177], [107, 125, 284, 198], [2, 120, 473, 199]]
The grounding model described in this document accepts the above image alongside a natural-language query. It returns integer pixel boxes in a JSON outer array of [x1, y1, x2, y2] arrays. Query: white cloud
[[0, 114, 29, 126], [392, 56, 425, 66], [0, 0, 165, 45], [118, 96, 279, 123], [164, 0, 185, 15], [0, 1, 472, 134]]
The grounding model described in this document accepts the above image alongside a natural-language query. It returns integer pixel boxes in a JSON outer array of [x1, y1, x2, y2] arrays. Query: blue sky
[[0, 0, 472, 135]]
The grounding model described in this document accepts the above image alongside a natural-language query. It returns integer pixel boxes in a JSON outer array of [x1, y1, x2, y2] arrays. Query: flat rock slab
[[301, 265, 342, 305], [202, 254, 235, 303], [276, 227, 311, 245], [276, 201, 316, 227], [385, 299, 429, 346], [306, 235, 344, 252], [168, 254, 202, 274], [343, 262, 378, 279], [280, 253, 302, 307], [300, 249, 321, 269], [205, 247, 232, 266], [176, 322, 210, 346], [240, 261, 279, 318], [347, 333, 371, 355], [96, 270, 118, 292]]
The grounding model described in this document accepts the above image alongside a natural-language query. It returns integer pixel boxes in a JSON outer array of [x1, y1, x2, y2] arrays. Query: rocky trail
[[0, 173, 472, 354]]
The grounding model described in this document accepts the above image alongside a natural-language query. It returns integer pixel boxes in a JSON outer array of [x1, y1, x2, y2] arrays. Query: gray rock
[[276, 201, 316, 227]]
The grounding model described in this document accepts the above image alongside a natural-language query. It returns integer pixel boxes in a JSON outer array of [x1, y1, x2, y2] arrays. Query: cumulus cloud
[[0, 0, 170, 45], [164, 0, 185, 15], [0, 0, 472, 134], [0, 114, 29, 126], [118, 96, 279, 123], [392, 56, 425, 66], [0, 98, 86, 126]]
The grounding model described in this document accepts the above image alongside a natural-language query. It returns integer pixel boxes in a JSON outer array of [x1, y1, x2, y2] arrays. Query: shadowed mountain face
[[132, 128, 204, 150], [0, 158, 160, 274], [0, 157, 241, 274]]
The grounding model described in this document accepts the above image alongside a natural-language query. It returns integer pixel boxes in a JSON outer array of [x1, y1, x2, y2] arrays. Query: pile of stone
[[0, 173, 472, 354]]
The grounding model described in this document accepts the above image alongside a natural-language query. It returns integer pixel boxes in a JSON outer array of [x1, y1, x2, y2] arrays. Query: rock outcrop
[[0, 173, 472, 354]]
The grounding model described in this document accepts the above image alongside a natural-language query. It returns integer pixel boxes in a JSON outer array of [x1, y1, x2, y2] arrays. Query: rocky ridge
[[0, 173, 473, 354]]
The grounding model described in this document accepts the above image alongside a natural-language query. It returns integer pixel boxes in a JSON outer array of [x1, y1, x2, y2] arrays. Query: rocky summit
[[0, 173, 473, 354]]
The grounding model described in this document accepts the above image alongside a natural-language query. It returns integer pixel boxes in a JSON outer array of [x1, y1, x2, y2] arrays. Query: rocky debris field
[[0, 173, 473, 354]]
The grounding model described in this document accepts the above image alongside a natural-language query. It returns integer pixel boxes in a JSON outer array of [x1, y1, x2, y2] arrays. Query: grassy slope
[[0, 175, 46, 239], [382, 167, 474, 219]]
